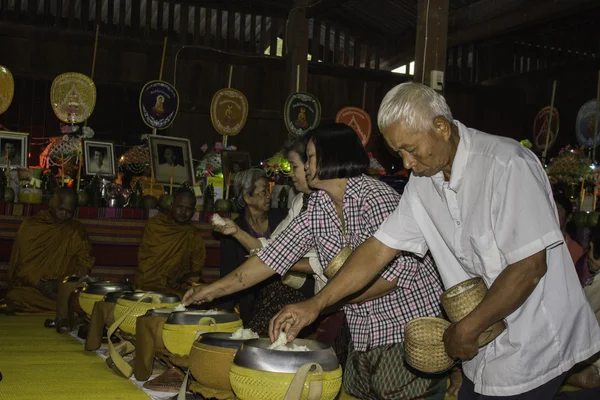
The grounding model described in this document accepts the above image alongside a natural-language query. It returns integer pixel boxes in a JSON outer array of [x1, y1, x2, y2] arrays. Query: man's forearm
[[314, 237, 397, 310], [349, 277, 398, 304], [460, 250, 547, 336], [290, 258, 314, 274], [232, 230, 263, 252], [209, 256, 276, 299]]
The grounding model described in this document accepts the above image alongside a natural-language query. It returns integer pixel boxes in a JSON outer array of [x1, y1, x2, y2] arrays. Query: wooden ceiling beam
[[305, 0, 351, 18], [174, 0, 291, 18]]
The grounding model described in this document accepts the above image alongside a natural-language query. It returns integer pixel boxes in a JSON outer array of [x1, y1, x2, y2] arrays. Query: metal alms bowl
[[145, 307, 179, 317], [165, 310, 240, 325], [81, 282, 131, 296], [233, 338, 339, 373], [120, 291, 180, 304], [102, 291, 132, 303], [197, 332, 252, 350]]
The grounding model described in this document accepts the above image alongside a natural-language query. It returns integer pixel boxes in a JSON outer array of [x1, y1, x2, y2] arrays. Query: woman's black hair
[[553, 191, 573, 217], [305, 123, 369, 180], [283, 134, 310, 164]]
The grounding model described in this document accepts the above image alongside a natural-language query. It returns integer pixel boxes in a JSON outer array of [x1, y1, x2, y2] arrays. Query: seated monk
[[135, 189, 206, 296], [2, 188, 94, 322]]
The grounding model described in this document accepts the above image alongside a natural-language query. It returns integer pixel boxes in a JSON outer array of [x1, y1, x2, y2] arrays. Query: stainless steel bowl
[[103, 290, 132, 303], [197, 332, 253, 350], [120, 291, 180, 303], [233, 338, 339, 373], [81, 282, 131, 296], [145, 308, 178, 317], [165, 310, 240, 325]]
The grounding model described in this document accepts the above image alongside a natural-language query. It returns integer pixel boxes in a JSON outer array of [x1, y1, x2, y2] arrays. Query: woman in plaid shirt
[[184, 124, 445, 399]]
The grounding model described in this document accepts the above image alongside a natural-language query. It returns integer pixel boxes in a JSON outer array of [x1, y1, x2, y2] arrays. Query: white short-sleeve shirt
[[375, 121, 600, 396]]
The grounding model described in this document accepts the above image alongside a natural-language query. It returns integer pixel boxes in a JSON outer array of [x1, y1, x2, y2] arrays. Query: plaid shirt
[[258, 175, 443, 351]]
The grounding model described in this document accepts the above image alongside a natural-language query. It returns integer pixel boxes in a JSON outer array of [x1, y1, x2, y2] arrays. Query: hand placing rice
[[268, 331, 310, 352], [230, 328, 260, 340], [212, 214, 227, 227]]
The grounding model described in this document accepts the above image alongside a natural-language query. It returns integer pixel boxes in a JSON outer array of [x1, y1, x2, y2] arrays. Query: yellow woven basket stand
[[229, 362, 342, 400], [162, 318, 243, 356], [78, 292, 104, 319]]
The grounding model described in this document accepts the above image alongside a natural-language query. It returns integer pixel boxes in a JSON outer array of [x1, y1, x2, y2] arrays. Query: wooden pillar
[[285, 0, 310, 95], [414, 0, 448, 91]]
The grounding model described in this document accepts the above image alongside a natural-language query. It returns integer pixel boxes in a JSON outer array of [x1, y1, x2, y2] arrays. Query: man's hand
[[182, 285, 216, 306], [443, 321, 479, 360], [213, 218, 239, 236], [269, 298, 322, 342]]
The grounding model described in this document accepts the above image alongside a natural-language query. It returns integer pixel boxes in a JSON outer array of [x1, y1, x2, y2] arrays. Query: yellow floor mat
[[0, 315, 148, 400]]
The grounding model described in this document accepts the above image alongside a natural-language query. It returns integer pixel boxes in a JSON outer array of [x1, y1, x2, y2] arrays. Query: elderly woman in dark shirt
[[218, 168, 313, 335]]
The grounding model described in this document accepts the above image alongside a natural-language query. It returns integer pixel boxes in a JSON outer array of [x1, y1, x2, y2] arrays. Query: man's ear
[[433, 116, 452, 141]]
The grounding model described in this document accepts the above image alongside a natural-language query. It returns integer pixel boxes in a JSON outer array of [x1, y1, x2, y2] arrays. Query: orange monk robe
[[5, 210, 95, 312], [135, 213, 206, 295]]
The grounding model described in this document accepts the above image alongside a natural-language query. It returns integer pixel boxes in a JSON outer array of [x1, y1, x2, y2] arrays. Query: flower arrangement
[[195, 142, 237, 178], [546, 145, 593, 185], [40, 124, 96, 169]]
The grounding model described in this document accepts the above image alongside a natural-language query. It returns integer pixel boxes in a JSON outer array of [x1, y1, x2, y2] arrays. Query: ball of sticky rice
[[212, 214, 227, 227], [230, 328, 260, 340], [268, 331, 310, 352]]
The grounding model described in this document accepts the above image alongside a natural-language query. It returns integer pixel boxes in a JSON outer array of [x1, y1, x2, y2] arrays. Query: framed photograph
[[222, 151, 251, 185], [0, 131, 29, 168], [83, 140, 116, 178], [149, 135, 195, 186]]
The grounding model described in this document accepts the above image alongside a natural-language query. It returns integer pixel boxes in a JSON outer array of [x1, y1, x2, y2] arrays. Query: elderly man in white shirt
[[269, 82, 600, 399]]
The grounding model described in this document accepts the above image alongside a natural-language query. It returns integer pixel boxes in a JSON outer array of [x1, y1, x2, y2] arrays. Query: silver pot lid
[[165, 310, 240, 325], [233, 338, 339, 373], [103, 290, 132, 303], [120, 291, 180, 303], [196, 332, 251, 349], [81, 281, 131, 295]]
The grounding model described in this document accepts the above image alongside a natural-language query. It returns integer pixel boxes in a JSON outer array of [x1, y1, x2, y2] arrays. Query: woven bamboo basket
[[112, 297, 178, 335], [404, 317, 453, 374], [79, 292, 104, 319], [323, 246, 352, 279], [162, 318, 243, 356], [441, 277, 505, 346], [229, 363, 342, 400], [282, 272, 308, 289], [190, 342, 238, 392]]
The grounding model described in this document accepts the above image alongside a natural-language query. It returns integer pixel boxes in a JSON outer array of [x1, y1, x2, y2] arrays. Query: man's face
[[383, 118, 453, 178], [164, 148, 175, 165], [93, 151, 104, 165], [4, 143, 16, 159], [49, 196, 77, 223], [171, 195, 196, 224]]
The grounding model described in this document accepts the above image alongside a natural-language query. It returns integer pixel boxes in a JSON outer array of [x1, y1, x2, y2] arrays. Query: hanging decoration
[[545, 145, 593, 185], [576, 100, 600, 149], [0, 65, 14, 115], [284, 92, 321, 137], [533, 105, 559, 152], [50, 72, 96, 124], [118, 145, 150, 175], [336, 106, 372, 146], [263, 151, 291, 178], [210, 88, 249, 137], [139, 80, 179, 130]]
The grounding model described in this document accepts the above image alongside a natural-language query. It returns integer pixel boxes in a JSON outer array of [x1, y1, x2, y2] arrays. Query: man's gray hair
[[233, 168, 267, 209], [377, 82, 454, 134]]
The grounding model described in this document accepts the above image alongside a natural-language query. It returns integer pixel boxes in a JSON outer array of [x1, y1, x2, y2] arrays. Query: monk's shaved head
[[50, 187, 78, 223], [171, 189, 196, 224]]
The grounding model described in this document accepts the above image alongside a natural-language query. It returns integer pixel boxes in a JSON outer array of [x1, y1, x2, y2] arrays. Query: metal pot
[[103, 290, 132, 303], [165, 310, 239, 325], [233, 338, 339, 373], [196, 332, 252, 350], [145, 307, 179, 317], [120, 291, 180, 304], [81, 281, 131, 296]]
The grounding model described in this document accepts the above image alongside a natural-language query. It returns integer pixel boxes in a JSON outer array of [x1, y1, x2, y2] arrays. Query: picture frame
[[83, 139, 117, 178], [221, 151, 251, 186], [148, 135, 195, 186], [0, 130, 29, 169]]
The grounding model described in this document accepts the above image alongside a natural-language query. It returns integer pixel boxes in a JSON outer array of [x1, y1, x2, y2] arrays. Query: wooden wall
[[0, 23, 409, 171]]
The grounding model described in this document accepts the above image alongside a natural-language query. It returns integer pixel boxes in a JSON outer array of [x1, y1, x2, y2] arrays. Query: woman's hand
[[213, 218, 239, 236], [182, 285, 216, 306]]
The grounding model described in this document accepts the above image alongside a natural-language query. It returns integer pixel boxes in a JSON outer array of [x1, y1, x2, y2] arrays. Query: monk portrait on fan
[[2, 188, 94, 318], [134, 189, 206, 296]]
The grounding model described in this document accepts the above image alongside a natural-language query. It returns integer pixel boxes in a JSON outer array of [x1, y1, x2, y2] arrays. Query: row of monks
[[0, 188, 205, 330]]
